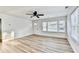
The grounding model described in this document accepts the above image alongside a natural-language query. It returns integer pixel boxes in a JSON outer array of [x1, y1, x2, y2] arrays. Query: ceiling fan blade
[[36, 15, 40, 18], [26, 13, 33, 15], [27, 10, 34, 13], [38, 14, 44, 16]]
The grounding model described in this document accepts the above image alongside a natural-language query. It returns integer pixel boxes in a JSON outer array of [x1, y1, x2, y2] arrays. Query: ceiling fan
[[26, 11, 44, 18]]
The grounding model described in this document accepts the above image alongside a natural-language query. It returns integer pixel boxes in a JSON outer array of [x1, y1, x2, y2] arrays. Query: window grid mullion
[[46, 22, 48, 31], [57, 20, 59, 32]]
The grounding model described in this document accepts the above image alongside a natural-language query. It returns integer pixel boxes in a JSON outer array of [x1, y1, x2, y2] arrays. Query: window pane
[[77, 16, 79, 37], [71, 7, 79, 42], [42, 22, 47, 31], [48, 21, 57, 32], [59, 20, 65, 32]]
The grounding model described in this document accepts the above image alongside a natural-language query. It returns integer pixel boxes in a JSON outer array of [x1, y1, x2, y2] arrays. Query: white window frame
[[42, 19, 66, 33], [48, 21, 58, 32], [70, 7, 79, 42]]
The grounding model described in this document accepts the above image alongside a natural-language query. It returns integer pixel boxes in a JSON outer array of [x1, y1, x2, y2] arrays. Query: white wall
[[33, 16, 67, 38], [0, 13, 67, 39], [67, 7, 79, 52], [0, 13, 33, 39]]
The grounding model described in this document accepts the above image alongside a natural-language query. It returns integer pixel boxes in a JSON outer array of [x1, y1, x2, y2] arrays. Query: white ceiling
[[0, 6, 71, 19]]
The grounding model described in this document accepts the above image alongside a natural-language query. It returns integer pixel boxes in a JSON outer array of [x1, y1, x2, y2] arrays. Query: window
[[42, 20, 66, 33], [71, 7, 79, 41], [58, 20, 65, 32], [48, 21, 57, 32], [42, 22, 47, 31]]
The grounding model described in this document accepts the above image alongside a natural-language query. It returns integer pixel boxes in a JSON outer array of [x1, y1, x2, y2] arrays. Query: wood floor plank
[[0, 35, 74, 53]]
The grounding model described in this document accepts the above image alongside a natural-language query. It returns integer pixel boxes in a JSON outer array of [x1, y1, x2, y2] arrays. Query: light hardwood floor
[[0, 34, 74, 53]]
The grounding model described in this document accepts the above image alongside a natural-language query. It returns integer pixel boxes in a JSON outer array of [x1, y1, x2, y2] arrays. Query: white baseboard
[[15, 33, 33, 39]]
